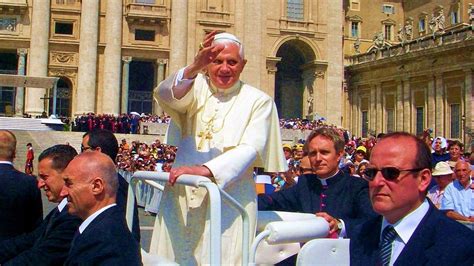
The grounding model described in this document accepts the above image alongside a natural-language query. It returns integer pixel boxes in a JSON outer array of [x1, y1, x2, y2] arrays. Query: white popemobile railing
[[126, 171, 250, 265], [125, 171, 350, 265]]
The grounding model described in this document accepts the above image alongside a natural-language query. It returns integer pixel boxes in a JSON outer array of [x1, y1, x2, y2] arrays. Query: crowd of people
[[270, 128, 473, 193], [116, 138, 176, 173], [71, 113, 170, 134], [279, 117, 328, 130]]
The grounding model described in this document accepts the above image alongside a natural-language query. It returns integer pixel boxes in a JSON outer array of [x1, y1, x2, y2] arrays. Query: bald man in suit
[[61, 152, 141, 265]]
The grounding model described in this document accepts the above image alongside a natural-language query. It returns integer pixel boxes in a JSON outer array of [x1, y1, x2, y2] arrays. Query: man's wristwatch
[[336, 219, 343, 233]]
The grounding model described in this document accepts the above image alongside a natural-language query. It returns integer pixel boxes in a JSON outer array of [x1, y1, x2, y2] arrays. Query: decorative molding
[[48, 68, 77, 87], [122, 56, 132, 63], [266, 56, 281, 74], [51, 52, 76, 65], [17, 48, 27, 56], [157, 58, 168, 65]]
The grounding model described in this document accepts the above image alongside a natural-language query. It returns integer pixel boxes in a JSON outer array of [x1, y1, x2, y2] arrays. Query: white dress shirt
[[78, 204, 116, 234], [381, 199, 430, 265]]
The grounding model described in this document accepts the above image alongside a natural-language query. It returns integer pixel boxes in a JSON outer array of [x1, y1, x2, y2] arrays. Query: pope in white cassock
[[151, 31, 287, 264]]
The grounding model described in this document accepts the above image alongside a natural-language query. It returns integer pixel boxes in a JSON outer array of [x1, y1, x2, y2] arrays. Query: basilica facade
[[0, 0, 343, 125], [0, 0, 472, 147], [344, 0, 473, 148]]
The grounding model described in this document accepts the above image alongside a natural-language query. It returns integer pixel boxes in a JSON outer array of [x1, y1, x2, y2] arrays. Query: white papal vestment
[[150, 72, 287, 265]]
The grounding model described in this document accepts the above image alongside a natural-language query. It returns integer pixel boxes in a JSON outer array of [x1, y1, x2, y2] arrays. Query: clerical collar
[[317, 170, 340, 186], [209, 79, 242, 96]]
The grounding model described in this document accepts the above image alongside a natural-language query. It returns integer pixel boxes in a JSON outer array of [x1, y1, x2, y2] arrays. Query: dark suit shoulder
[[66, 206, 141, 266]]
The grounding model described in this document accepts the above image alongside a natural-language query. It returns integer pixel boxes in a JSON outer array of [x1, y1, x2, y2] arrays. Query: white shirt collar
[[0, 161, 13, 166], [57, 198, 68, 212], [381, 199, 430, 244], [317, 170, 340, 185], [78, 203, 116, 234]]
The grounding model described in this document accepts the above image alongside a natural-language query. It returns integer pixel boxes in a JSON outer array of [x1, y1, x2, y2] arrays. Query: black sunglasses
[[363, 167, 425, 181]]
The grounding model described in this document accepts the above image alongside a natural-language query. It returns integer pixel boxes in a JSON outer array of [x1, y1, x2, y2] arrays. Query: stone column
[[427, 76, 436, 132], [376, 83, 383, 134], [102, 0, 123, 115], [26, 0, 50, 116], [243, 0, 263, 88], [369, 84, 376, 134], [351, 88, 359, 135], [266, 57, 280, 99], [434, 73, 444, 136], [325, 0, 344, 126], [403, 78, 411, 131], [154, 59, 167, 115], [396, 79, 404, 131], [75, 0, 99, 115], [169, 0, 188, 73], [280, 0, 286, 18], [15, 48, 27, 116], [121, 56, 132, 114], [463, 69, 472, 149]]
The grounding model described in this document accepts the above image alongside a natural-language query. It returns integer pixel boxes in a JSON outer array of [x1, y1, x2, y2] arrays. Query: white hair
[[212, 32, 245, 59]]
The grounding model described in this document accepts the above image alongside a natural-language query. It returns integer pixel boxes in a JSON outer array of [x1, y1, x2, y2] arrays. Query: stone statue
[[436, 8, 445, 32], [307, 95, 314, 115], [469, 4, 474, 25], [397, 24, 405, 42], [404, 21, 413, 40], [430, 8, 445, 34], [354, 38, 361, 54], [373, 32, 385, 49]]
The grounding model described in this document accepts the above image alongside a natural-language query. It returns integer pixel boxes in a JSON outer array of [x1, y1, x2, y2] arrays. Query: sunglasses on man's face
[[363, 167, 425, 181]]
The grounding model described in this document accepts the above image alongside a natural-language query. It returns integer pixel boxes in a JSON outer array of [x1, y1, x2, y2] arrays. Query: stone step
[[0, 117, 58, 131]]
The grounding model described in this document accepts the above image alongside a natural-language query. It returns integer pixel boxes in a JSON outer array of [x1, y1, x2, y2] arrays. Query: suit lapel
[[352, 217, 382, 265], [44, 208, 60, 236], [394, 205, 437, 266]]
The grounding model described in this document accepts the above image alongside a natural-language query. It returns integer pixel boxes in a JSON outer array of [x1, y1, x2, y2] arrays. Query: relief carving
[[48, 69, 77, 87], [51, 52, 76, 65]]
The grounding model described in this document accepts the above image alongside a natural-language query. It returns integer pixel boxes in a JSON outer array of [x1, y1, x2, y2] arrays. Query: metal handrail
[[125, 170, 250, 266]]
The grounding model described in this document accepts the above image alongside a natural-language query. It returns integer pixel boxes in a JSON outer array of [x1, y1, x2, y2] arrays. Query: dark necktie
[[379, 225, 398, 266]]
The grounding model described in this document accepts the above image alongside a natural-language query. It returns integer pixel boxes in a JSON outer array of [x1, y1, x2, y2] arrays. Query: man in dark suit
[[0, 130, 42, 241], [351, 132, 474, 266], [82, 129, 140, 242], [0, 144, 82, 265], [259, 127, 377, 238], [61, 152, 141, 265]]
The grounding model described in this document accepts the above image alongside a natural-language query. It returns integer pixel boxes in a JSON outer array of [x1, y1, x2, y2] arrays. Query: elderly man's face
[[454, 162, 471, 187], [60, 161, 95, 220], [307, 135, 343, 179], [207, 43, 246, 89], [368, 137, 430, 224]]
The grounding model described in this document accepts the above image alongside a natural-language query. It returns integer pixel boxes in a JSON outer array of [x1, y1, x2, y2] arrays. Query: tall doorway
[[0, 52, 18, 116], [128, 60, 155, 114], [48, 77, 71, 117], [275, 40, 316, 119]]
